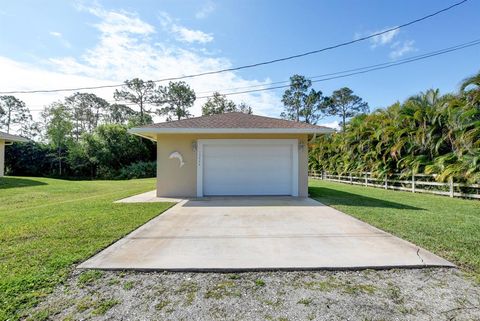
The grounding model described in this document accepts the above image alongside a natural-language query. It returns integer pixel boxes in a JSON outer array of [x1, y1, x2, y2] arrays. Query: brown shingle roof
[[0, 131, 29, 142], [141, 112, 332, 130]]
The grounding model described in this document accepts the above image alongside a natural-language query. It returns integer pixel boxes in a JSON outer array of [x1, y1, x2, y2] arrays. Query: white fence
[[309, 171, 480, 200]]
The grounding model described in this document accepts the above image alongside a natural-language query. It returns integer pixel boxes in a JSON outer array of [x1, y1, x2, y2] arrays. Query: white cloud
[[171, 25, 213, 44], [357, 26, 416, 59], [389, 40, 416, 59], [319, 120, 340, 130], [0, 5, 279, 125], [196, 1, 216, 19], [49, 31, 72, 48], [369, 27, 399, 48], [159, 12, 213, 44], [0, 56, 116, 112]]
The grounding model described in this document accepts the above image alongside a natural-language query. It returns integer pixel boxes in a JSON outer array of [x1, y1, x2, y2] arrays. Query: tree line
[[309, 71, 480, 183], [0, 79, 254, 178]]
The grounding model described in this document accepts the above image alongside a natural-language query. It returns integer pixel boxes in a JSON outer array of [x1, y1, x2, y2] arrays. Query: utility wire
[[25, 38, 480, 111], [0, 0, 469, 95], [196, 39, 480, 95]]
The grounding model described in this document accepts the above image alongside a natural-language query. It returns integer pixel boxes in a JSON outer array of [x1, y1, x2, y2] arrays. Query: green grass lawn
[[0, 176, 173, 321], [309, 179, 480, 282]]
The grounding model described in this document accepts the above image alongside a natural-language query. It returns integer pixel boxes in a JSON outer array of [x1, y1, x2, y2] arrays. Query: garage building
[[129, 112, 333, 197]]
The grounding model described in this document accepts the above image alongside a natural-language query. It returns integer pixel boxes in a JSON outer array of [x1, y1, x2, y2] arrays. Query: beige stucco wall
[[0, 139, 5, 177], [156, 134, 309, 197]]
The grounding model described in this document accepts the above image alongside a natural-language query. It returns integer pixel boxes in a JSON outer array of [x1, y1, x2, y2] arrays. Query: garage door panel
[[202, 143, 293, 196]]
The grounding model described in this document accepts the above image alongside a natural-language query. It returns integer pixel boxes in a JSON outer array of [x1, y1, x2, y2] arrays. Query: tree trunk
[[139, 97, 144, 124], [58, 146, 62, 176], [7, 108, 11, 133]]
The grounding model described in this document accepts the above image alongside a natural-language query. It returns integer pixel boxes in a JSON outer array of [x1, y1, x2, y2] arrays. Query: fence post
[[449, 177, 454, 198], [412, 173, 415, 193], [349, 173, 353, 185], [384, 176, 388, 190], [364, 173, 368, 187]]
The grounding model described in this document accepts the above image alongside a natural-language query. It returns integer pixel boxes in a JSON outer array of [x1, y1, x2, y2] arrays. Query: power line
[[25, 38, 480, 111], [196, 39, 480, 95], [0, 0, 469, 95]]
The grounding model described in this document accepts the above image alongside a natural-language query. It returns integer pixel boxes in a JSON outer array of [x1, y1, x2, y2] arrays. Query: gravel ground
[[27, 268, 480, 321]]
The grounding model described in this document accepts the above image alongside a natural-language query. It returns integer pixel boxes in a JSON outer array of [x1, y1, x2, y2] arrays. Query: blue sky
[[0, 0, 479, 127]]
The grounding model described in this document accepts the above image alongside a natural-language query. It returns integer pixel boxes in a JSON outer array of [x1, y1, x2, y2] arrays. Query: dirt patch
[[27, 268, 479, 321]]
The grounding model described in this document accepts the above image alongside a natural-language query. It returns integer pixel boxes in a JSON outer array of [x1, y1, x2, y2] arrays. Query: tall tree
[[156, 81, 196, 121], [281, 75, 327, 124], [19, 121, 42, 140], [202, 92, 237, 115], [237, 102, 253, 114], [65, 92, 109, 139], [0, 96, 31, 133], [114, 78, 157, 125], [104, 103, 137, 125], [327, 87, 369, 131], [460, 71, 480, 108], [45, 103, 73, 176]]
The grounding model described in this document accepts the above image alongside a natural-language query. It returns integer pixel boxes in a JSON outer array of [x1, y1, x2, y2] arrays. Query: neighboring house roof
[[129, 112, 334, 139], [0, 131, 29, 143]]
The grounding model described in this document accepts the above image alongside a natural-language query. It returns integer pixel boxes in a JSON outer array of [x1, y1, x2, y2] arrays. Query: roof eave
[[0, 136, 29, 143], [128, 127, 335, 139]]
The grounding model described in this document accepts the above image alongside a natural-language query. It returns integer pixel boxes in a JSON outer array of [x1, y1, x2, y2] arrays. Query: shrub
[[117, 161, 156, 179]]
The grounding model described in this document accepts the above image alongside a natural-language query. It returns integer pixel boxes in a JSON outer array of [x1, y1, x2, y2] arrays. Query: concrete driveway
[[79, 197, 453, 270]]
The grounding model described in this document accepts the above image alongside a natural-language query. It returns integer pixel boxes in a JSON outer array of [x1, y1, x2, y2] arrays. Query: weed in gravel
[[107, 278, 121, 286], [76, 296, 93, 312], [302, 277, 338, 291], [62, 314, 74, 321], [302, 277, 375, 294], [297, 298, 313, 306], [398, 305, 415, 315], [77, 270, 103, 286], [387, 284, 404, 304], [155, 299, 171, 311], [91, 299, 120, 316], [209, 306, 228, 319], [175, 281, 199, 305], [155, 284, 168, 296], [263, 298, 284, 308], [342, 281, 377, 294], [27, 309, 49, 321], [205, 280, 241, 299], [123, 281, 135, 290], [228, 274, 241, 280], [255, 279, 266, 287]]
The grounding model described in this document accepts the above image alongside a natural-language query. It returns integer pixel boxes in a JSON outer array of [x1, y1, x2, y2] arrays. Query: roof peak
[[141, 112, 332, 130]]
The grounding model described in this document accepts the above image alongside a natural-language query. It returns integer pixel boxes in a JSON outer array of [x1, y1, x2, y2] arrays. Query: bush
[[117, 161, 156, 179], [5, 142, 56, 176]]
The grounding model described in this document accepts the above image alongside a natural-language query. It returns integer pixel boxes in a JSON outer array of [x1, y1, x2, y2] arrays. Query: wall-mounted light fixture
[[192, 141, 197, 152], [299, 142, 305, 151]]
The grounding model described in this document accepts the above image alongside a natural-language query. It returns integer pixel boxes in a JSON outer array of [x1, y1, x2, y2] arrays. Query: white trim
[[0, 135, 29, 143], [196, 139, 299, 197], [129, 127, 334, 136]]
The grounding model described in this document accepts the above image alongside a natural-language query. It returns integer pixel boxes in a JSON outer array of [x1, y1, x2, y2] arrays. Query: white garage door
[[198, 140, 298, 196]]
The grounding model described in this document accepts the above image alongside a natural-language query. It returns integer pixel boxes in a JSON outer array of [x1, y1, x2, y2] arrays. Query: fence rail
[[309, 171, 480, 200]]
